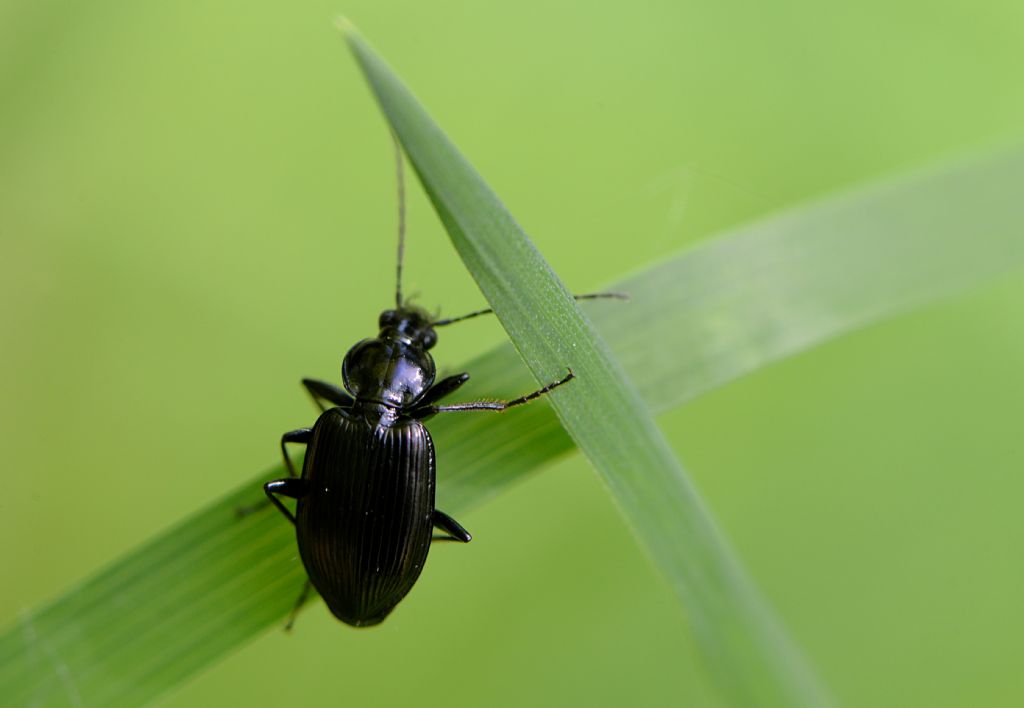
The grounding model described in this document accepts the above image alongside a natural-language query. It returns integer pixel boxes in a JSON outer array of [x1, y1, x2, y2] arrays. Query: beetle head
[[377, 306, 438, 350]]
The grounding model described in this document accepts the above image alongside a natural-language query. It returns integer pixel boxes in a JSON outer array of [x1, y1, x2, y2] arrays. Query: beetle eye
[[378, 310, 399, 328], [421, 329, 437, 349]]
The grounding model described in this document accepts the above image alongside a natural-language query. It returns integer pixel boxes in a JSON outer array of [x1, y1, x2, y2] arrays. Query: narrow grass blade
[[5, 49, 1024, 706], [344, 27, 831, 707]]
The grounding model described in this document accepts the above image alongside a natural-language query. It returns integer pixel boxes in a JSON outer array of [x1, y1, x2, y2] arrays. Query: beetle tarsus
[[284, 579, 314, 632], [235, 499, 270, 518]]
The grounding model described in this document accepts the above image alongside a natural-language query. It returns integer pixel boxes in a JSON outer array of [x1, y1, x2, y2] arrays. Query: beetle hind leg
[[284, 579, 315, 632], [431, 509, 472, 543], [235, 499, 270, 518]]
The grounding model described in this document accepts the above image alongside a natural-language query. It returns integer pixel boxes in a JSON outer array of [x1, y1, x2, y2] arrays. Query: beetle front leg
[[264, 478, 308, 525], [412, 369, 574, 419], [302, 378, 354, 412], [431, 509, 472, 543], [417, 373, 470, 408]]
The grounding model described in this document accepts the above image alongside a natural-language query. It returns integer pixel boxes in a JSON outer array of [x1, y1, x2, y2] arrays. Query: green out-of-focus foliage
[[6, 136, 1024, 706], [3, 1, 1024, 707]]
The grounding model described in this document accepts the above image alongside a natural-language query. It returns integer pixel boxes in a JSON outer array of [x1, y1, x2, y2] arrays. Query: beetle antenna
[[433, 292, 629, 327], [393, 130, 407, 308]]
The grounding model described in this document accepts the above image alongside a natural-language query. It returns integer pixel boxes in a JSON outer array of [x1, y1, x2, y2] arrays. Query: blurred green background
[[3, 0, 1024, 705]]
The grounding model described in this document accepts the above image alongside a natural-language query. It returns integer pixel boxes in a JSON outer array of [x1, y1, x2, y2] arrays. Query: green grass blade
[[5, 50, 1024, 707], [607, 148, 1024, 414], [344, 27, 830, 707], [440, 146, 1024, 516]]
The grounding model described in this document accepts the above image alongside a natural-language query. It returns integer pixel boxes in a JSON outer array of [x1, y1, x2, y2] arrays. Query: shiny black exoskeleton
[[265, 304, 573, 627], [261, 140, 595, 628]]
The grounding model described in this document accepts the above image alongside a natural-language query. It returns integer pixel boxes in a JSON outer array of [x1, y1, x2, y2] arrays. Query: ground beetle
[[263, 138, 620, 628]]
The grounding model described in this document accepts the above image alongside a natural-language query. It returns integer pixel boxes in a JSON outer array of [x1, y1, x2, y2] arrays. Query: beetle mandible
[[264, 136, 620, 628]]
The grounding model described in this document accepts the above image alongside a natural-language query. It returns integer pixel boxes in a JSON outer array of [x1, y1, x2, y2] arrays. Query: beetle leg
[[301, 378, 354, 412], [239, 428, 311, 518], [235, 500, 269, 518], [416, 373, 470, 408], [284, 579, 314, 632], [413, 369, 574, 418], [281, 428, 313, 477], [264, 478, 308, 525], [431, 509, 472, 543]]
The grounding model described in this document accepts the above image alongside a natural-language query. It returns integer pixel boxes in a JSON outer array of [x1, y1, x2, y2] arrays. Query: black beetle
[[264, 139, 619, 628]]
